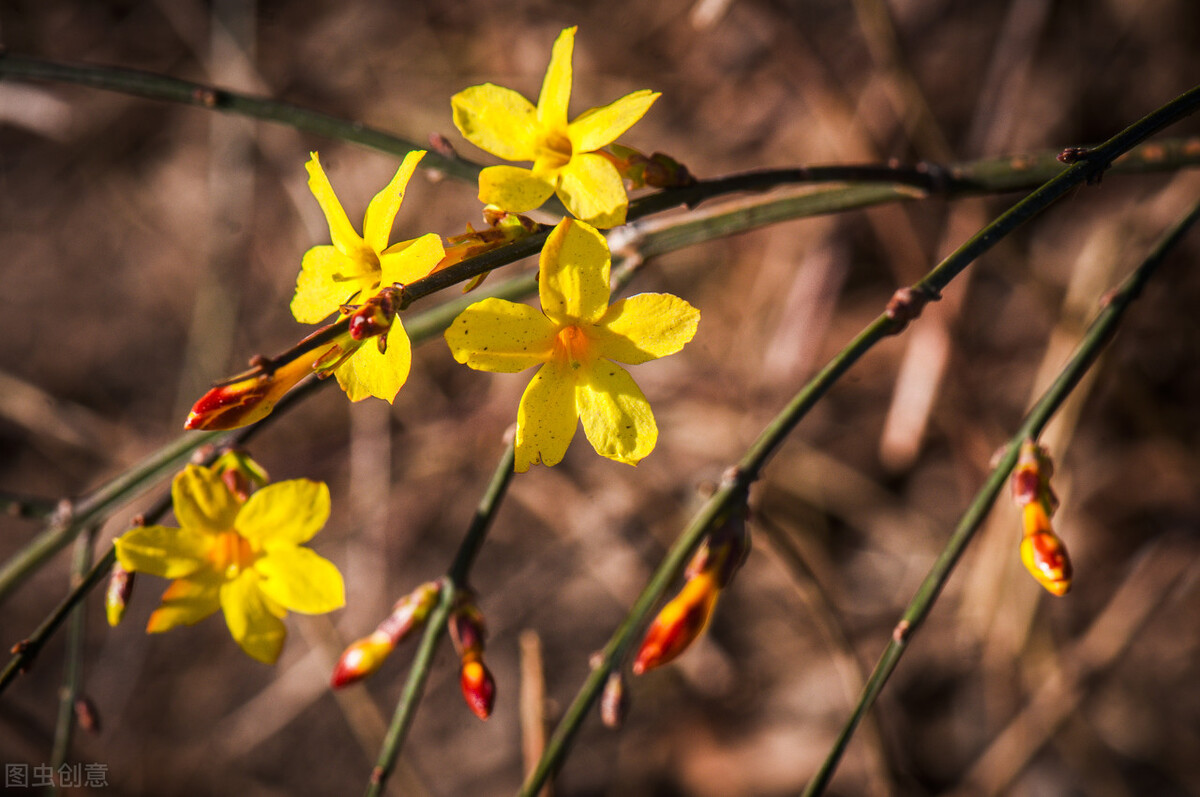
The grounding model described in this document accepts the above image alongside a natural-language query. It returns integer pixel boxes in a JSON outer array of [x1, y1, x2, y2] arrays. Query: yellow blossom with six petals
[[290, 150, 445, 402], [114, 463, 345, 664], [445, 218, 698, 471], [451, 26, 659, 228]]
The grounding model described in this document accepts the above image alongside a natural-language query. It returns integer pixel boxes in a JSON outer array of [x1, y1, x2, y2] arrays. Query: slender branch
[[801, 198, 1200, 797], [0, 53, 481, 184], [517, 85, 1200, 795], [48, 525, 97, 787], [365, 443, 516, 797]]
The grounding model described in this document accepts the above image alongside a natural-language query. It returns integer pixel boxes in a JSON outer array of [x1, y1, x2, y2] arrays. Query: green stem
[[365, 443, 516, 797], [800, 198, 1200, 797], [516, 84, 1200, 796], [48, 524, 97, 788], [0, 53, 481, 184]]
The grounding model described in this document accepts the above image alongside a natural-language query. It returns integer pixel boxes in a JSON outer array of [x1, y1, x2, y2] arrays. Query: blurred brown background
[[2, 1, 1200, 795]]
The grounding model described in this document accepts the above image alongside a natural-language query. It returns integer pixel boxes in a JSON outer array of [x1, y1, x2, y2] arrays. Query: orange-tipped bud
[[329, 580, 442, 689], [460, 654, 496, 720], [632, 571, 720, 675], [105, 562, 135, 627], [1020, 503, 1073, 596], [600, 670, 629, 729], [331, 631, 395, 689], [346, 287, 401, 344]]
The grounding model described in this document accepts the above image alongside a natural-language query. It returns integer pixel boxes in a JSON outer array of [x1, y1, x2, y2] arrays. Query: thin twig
[[800, 198, 1200, 796], [0, 53, 482, 184], [48, 523, 97, 791]]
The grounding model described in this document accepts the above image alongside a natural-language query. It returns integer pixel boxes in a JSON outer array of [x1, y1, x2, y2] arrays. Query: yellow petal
[[557, 152, 628, 228], [452, 84, 540, 162], [114, 525, 210, 579], [478, 165, 556, 214], [291, 245, 377, 324], [255, 546, 345, 614], [537, 27, 576, 134], [363, 151, 425, 254], [515, 360, 579, 472], [379, 232, 446, 287], [445, 297, 557, 372], [305, 152, 372, 262], [172, 465, 240, 535], [221, 571, 287, 665], [146, 572, 222, 633], [577, 362, 657, 465], [592, 293, 700, 364], [540, 219, 611, 325], [237, 479, 331, 548], [334, 320, 412, 402], [569, 90, 660, 153]]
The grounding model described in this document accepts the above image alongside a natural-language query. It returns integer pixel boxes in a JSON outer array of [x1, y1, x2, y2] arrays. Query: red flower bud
[[105, 562, 134, 627], [632, 571, 720, 675], [460, 654, 496, 720]]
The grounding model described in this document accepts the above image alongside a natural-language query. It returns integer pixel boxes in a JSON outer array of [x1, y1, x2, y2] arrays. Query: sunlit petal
[[478, 165, 556, 214], [537, 27, 576, 134], [363, 150, 425, 254], [569, 90, 659, 153], [576, 362, 657, 465], [445, 298, 557, 372], [557, 153, 627, 228], [256, 546, 346, 614], [515, 360, 579, 472], [114, 525, 210, 579], [146, 571, 222, 632], [221, 571, 287, 665], [305, 152, 372, 261], [379, 232, 445, 287], [334, 320, 412, 402], [592, 293, 700, 364], [237, 479, 331, 548], [452, 85, 540, 162], [172, 465, 240, 535], [539, 218, 611, 325], [291, 245, 376, 324]]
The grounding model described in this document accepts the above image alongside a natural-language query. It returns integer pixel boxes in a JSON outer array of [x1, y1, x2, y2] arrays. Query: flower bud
[[1019, 503, 1073, 596], [331, 631, 394, 688], [105, 562, 135, 627], [632, 571, 720, 675], [330, 580, 443, 689], [346, 287, 401, 344], [459, 653, 496, 720]]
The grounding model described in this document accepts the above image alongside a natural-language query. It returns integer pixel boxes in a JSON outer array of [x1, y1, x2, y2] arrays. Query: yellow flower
[[451, 26, 659, 228], [445, 218, 699, 472], [114, 463, 345, 664], [291, 150, 445, 402]]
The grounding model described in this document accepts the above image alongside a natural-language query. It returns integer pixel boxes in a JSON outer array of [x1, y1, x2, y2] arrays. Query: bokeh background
[[2, 1, 1200, 795]]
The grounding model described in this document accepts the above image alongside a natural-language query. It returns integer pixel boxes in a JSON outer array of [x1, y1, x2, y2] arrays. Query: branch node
[[892, 619, 912, 644], [885, 285, 940, 334]]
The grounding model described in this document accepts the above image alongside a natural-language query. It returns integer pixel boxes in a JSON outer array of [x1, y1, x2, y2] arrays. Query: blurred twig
[[801, 198, 1200, 796], [0, 53, 482, 184]]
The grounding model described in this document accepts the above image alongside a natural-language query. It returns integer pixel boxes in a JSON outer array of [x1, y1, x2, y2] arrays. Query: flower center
[[538, 130, 573, 171], [209, 531, 257, 580], [554, 324, 592, 370]]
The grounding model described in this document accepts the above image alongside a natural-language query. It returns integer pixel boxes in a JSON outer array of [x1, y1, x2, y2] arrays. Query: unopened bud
[[105, 562, 134, 627], [1020, 504, 1073, 596], [330, 580, 443, 689], [460, 654, 496, 720], [346, 287, 401, 343], [331, 631, 395, 689], [632, 571, 720, 675], [600, 670, 629, 729]]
